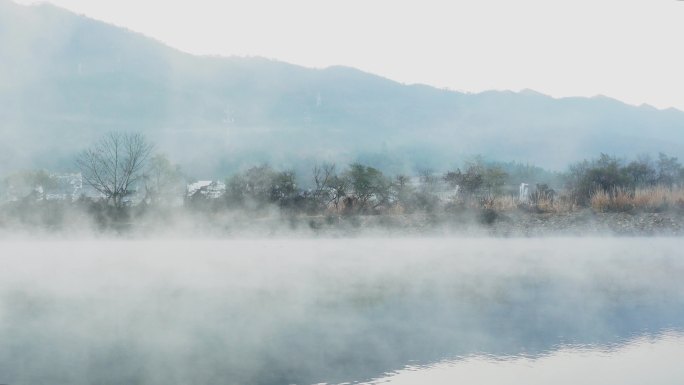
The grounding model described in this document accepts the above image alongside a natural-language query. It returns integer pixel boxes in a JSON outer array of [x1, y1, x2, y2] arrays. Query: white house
[[186, 180, 226, 199]]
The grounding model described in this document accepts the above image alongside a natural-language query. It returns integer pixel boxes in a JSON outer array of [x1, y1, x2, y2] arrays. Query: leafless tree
[[76, 132, 154, 207], [328, 174, 350, 212], [312, 163, 336, 205]]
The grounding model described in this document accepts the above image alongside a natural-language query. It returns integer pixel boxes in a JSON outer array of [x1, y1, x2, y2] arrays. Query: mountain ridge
[[1, 0, 683, 177]]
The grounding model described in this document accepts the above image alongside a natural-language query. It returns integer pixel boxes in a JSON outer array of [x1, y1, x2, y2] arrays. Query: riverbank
[[300, 209, 684, 237], [487, 209, 684, 236], [1, 204, 683, 237]]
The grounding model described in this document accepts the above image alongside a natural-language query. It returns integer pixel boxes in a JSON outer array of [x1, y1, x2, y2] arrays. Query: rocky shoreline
[[301, 209, 684, 237], [487, 210, 684, 237]]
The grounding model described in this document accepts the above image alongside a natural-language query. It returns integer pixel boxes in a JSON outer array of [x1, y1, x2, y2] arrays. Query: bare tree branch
[[76, 132, 154, 207]]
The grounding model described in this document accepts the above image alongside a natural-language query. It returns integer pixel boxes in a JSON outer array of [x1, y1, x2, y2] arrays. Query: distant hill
[[1, 0, 683, 178]]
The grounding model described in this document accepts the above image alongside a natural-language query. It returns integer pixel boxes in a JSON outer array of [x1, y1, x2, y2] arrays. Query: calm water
[[0, 238, 682, 385], [360, 331, 684, 385]]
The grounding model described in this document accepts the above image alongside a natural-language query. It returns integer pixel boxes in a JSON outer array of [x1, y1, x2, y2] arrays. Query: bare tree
[[76, 132, 154, 207], [312, 163, 336, 208], [329, 174, 350, 212]]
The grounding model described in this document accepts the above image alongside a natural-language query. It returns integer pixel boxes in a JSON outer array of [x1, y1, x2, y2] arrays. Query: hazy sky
[[13, 0, 684, 110]]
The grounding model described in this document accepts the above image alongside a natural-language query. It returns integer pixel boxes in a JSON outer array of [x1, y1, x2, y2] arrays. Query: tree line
[[2, 133, 683, 220], [566, 153, 684, 204]]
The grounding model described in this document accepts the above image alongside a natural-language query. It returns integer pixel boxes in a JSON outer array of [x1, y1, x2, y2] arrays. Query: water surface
[[0, 238, 682, 384]]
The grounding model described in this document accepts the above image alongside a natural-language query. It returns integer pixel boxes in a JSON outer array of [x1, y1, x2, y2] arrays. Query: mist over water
[[1, 238, 683, 385], [2, 2, 684, 385]]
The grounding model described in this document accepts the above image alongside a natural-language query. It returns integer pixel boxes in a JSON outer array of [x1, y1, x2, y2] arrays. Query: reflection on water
[[0, 238, 682, 385], [361, 330, 684, 385]]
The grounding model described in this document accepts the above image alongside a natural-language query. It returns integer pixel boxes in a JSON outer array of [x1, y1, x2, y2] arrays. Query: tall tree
[[311, 163, 336, 210], [656, 153, 682, 187], [346, 163, 391, 211], [143, 154, 184, 205], [76, 132, 153, 207]]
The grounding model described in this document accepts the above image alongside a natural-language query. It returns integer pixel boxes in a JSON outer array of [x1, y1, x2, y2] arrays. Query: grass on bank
[[478, 185, 684, 214], [591, 186, 684, 213], [481, 192, 575, 213]]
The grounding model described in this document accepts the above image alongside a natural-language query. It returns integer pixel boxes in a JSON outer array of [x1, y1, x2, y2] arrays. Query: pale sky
[[13, 0, 684, 110]]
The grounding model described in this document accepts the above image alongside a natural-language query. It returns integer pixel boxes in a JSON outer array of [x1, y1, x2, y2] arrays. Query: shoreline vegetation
[[1, 133, 683, 237], [1, 201, 682, 238]]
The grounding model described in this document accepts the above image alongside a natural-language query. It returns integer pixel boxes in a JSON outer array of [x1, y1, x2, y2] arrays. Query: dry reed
[[591, 185, 684, 212]]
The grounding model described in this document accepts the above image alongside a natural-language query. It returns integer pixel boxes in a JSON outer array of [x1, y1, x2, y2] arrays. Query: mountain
[[1, 0, 683, 178]]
